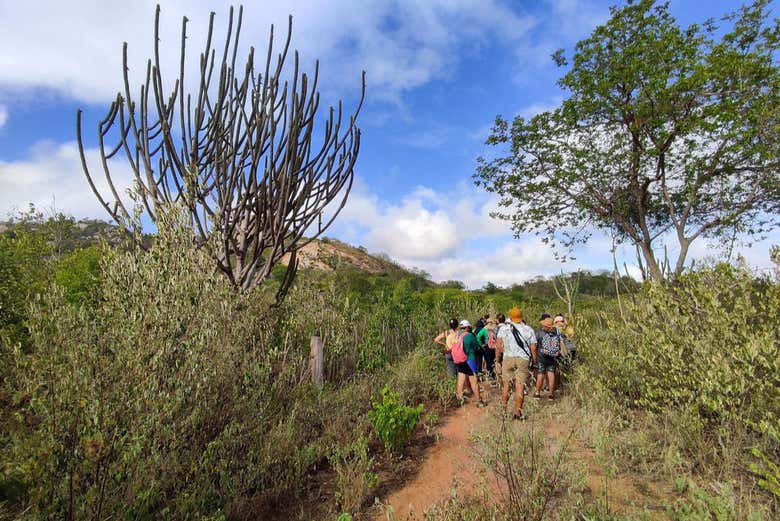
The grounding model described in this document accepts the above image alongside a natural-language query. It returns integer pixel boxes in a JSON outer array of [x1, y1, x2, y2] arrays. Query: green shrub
[[750, 415, 780, 499], [575, 263, 779, 505], [581, 265, 779, 427], [368, 386, 423, 453], [53, 246, 102, 306], [667, 481, 768, 521]]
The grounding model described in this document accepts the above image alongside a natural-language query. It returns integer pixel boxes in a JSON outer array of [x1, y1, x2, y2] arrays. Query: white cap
[[459, 319, 472, 328]]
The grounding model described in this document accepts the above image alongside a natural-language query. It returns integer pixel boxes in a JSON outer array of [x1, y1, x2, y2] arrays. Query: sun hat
[[459, 319, 472, 328], [508, 307, 523, 323]]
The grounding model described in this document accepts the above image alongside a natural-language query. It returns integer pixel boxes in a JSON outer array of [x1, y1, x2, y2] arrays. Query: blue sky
[[0, 0, 777, 288]]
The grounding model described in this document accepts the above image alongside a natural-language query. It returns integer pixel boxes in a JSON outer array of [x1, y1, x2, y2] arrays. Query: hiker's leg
[[468, 374, 480, 402], [501, 359, 513, 408], [514, 379, 525, 414], [501, 382, 510, 408], [535, 365, 545, 395], [463, 375, 473, 395], [456, 372, 466, 399], [484, 348, 495, 380], [546, 370, 555, 396]]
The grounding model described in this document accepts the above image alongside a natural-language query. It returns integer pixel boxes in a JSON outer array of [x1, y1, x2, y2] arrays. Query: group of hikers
[[434, 307, 575, 421]]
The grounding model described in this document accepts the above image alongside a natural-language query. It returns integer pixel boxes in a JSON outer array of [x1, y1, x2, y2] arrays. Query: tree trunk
[[639, 241, 664, 281], [673, 238, 691, 279]]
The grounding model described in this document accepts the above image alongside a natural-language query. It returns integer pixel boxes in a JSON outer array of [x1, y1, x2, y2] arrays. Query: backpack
[[487, 328, 497, 349], [510, 324, 532, 359], [450, 332, 468, 364]]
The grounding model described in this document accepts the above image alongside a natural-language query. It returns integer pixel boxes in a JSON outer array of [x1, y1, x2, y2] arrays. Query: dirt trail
[[373, 393, 494, 520], [372, 388, 673, 520]]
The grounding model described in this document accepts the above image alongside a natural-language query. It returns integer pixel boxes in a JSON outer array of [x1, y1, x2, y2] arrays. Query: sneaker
[[548, 393, 556, 401], [533, 392, 541, 399], [512, 412, 527, 421]]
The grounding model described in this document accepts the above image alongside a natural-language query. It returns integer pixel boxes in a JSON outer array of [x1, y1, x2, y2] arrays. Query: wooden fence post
[[309, 335, 323, 386]]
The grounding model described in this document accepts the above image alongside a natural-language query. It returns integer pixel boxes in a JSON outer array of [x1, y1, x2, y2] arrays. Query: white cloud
[[328, 177, 566, 287], [518, 97, 563, 119], [331, 176, 780, 288], [0, 1, 535, 106], [510, 0, 608, 84], [0, 140, 134, 220], [548, 0, 609, 39], [335, 180, 508, 261], [411, 240, 562, 288], [0, 105, 7, 129]]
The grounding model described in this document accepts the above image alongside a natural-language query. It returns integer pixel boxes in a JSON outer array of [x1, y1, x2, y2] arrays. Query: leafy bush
[[2, 212, 386, 519], [369, 386, 423, 453], [0, 225, 52, 350], [580, 264, 779, 425], [751, 415, 780, 499], [0, 207, 530, 518], [576, 263, 779, 504], [667, 481, 768, 521], [53, 246, 102, 306]]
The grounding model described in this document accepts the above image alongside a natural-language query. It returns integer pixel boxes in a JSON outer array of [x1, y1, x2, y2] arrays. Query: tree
[[475, 0, 780, 280], [440, 280, 466, 290], [77, 5, 365, 298]]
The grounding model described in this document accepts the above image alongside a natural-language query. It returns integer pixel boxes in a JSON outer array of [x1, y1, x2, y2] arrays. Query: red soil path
[[373, 393, 495, 520]]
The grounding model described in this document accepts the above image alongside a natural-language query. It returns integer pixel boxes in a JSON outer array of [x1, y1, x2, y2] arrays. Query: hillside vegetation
[[1, 211, 778, 520]]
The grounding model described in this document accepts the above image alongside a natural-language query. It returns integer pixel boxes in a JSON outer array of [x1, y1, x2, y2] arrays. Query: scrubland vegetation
[[426, 260, 779, 521], [0, 211, 778, 520]]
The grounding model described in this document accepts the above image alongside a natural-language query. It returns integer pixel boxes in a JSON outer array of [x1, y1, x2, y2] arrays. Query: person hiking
[[474, 314, 488, 335], [533, 313, 551, 384], [473, 314, 488, 379], [453, 320, 486, 407], [534, 315, 562, 399], [433, 318, 459, 378], [494, 313, 507, 378], [554, 313, 576, 360], [496, 307, 537, 420], [477, 318, 498, 386]]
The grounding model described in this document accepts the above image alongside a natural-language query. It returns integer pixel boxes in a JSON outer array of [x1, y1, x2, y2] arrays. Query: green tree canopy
[[475, 0, 780, 280]]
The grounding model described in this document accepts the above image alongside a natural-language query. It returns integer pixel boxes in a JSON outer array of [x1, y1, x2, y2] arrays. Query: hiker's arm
[[530, 342, 538, 363], [496, 337, 504, 355], [433, 331, 446, 348]]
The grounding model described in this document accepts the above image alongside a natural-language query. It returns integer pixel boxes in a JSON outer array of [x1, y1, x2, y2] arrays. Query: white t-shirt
[[498, 321, 536, 359]]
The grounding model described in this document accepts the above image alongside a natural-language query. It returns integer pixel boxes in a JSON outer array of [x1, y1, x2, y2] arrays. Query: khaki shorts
[[502, 357, 530, 386]]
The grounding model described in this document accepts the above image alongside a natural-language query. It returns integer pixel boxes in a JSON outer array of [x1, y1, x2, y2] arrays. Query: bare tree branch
[[77, 5, 365, 297]]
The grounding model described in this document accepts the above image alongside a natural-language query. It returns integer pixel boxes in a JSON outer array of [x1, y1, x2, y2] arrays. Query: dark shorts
[[537, 354, 558, 373], [456, 361, 474, 376], [466, 358, 479, 373]]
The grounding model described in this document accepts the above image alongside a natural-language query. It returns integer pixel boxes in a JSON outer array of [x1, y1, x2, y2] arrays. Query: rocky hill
[[281, 237, 416, 278]]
